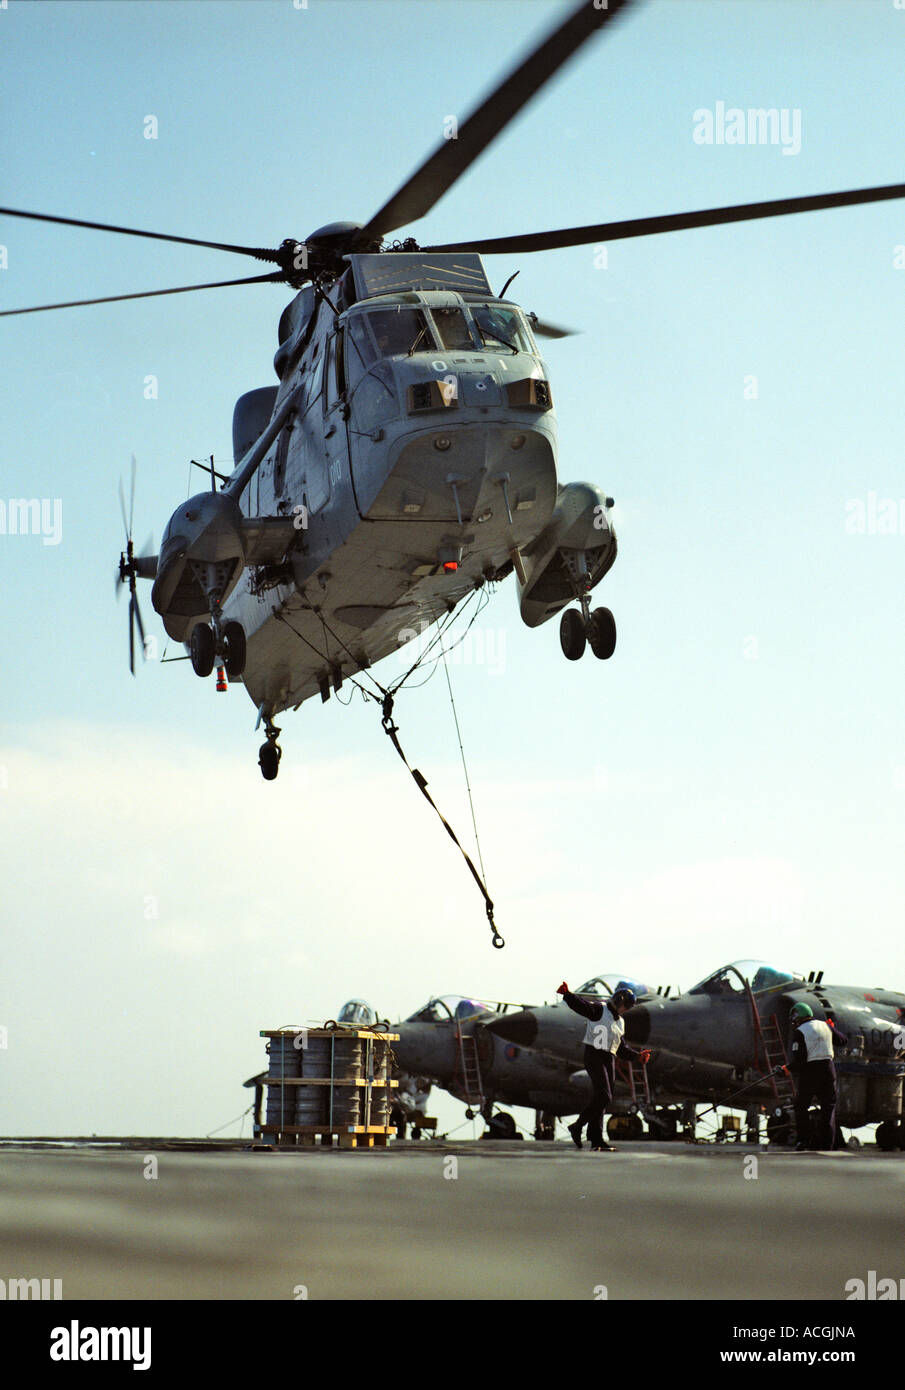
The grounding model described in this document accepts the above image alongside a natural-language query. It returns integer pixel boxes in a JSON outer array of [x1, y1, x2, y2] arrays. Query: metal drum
[[267, 1035, 302, 1078], [266, 1086, 296, 1127], [295, 1084, 325, 1126], [302, 1037, 333, 1077], [368, 1086, 388, 1127], [332, 1038, 364, 1078], [330, 1088, 361, 1126]]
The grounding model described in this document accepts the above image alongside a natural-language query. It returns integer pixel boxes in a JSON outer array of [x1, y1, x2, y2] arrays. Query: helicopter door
[[316, 331, 347, 511]]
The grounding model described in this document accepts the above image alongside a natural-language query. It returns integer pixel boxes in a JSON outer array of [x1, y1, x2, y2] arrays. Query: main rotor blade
[[531, 316, 577, 339], [0, 206, 281, 262], [360, 0, 632, 241], [0, 272, 283, 317], [129, 595, 136, 677], [128, 454, 137, 539], [132, 588, 147, 655], [424, 182, 905, 255], [118, 477, 130, 545]]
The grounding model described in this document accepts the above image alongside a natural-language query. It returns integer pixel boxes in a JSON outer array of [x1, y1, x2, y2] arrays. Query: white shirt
[[798, 1018, 834, 1062], [584, 1005, 624, 1052]]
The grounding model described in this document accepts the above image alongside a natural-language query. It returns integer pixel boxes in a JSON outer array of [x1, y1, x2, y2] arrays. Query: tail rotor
[[116, 456, 157, 674]]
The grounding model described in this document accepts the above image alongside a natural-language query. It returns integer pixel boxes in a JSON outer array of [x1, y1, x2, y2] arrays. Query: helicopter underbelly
[[233, 422, 557, 717]]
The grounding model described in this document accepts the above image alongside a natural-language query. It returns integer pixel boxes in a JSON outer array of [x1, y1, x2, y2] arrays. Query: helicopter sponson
[[516, 480, 616, 630]]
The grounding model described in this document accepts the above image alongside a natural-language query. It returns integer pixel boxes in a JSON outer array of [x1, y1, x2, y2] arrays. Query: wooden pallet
[[258, 1124, 396, 1150], [260, 1029, 400, 1042], [263, 1077, 398, 1087]]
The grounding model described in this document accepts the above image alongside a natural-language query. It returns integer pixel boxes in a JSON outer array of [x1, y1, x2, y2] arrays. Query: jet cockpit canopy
[[688, 960, 803, 997], [575, 973, 652, 999], [406, 994, 498, 1024], [338, 998, 378, 1026]]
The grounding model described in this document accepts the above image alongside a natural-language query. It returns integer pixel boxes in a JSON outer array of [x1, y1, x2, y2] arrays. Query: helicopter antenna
[[499, 270, 520, 299]]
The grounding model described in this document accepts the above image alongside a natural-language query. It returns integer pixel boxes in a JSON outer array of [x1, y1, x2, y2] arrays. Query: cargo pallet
[[257, 1027, 400, 1149], [256, 1125, 396, 1149]]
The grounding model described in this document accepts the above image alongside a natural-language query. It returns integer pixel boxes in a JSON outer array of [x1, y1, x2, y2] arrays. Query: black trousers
[[576, 1045, 616, 1147], [794, 1060, 837, 1150]]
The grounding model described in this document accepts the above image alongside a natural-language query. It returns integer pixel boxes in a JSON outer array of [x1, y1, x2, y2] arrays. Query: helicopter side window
[[473, 304, 533, 354], [432, 307, 475, 351], [352, 361, 397, 430], [346, 316, 377, 383], [334, 330, 345, 400], [367, 308, 432, 357], [324, 335, 338, 411]]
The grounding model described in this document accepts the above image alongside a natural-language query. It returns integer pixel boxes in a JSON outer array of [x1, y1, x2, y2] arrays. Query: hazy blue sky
[[2, 0, 905, 1139]]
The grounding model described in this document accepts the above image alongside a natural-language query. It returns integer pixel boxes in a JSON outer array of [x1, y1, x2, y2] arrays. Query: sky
[[2, 0, 905, 1140]]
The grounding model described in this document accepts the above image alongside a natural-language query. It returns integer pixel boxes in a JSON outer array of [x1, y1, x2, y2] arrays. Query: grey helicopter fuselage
[[151, 250, 616, 728]]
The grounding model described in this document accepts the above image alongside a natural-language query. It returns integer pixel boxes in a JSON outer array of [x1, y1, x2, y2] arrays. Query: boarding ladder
[[454, 1029, 484, 1108], [616, 1057, 651, 1109], [748, 990, 796, 1108]]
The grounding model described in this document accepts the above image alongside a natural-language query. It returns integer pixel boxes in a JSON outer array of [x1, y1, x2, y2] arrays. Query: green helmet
[[790, 1002, 813, 1025]]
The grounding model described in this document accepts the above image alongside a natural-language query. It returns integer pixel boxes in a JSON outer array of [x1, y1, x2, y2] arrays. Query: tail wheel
[[223, 621, 247, 678], [587, 606, 617, 659], [258, 743, 281, 781], [559, 608, 586, 660], [190, 623, 215, 677]]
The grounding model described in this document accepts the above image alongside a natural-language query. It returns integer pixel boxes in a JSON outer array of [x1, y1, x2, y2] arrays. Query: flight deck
[[0, 1138, 900, 1301]]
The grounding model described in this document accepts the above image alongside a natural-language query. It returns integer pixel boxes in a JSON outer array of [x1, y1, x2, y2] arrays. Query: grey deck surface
[[0, 1140, 901, 1300]]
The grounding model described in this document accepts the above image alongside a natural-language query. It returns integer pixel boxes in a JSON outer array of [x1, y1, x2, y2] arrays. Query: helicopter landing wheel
[[586, 606, 616, 660], [258, 741, 282, 781], [223, 621, 247, 678], [560, 608, 586, 661], [190, 622, 215, 677]]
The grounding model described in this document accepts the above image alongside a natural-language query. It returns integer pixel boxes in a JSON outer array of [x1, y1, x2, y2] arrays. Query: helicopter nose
[[484, 1010, 538, 1047]]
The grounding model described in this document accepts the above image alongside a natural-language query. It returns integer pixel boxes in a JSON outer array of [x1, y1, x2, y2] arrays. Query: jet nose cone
[[624, 1005, 650, 1045], [485, 1010, 538, 1047]]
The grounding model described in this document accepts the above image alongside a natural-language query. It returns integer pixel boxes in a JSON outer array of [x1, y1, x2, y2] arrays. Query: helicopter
[[3, 0, 905, 783]]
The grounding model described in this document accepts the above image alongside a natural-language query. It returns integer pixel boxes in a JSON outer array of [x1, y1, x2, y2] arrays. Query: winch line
[[441, 641, 488, 884], [380, 690, 504, 950]]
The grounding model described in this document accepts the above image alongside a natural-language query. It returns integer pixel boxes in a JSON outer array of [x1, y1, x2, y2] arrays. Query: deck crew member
[[788, 1002, 848, 1151], [556, 981, 650, 1152]]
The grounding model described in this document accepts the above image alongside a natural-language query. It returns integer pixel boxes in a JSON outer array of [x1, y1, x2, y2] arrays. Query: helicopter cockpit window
[[346, 316, 377, 375], [367, 308, 431, 357], [431, 307, 475, 351], [351, 360, 397, 430], [472, 304, 533, 355]]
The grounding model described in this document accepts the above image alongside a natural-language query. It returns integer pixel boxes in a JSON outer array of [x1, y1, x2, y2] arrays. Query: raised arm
[[556, 982, 603, 1023]]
